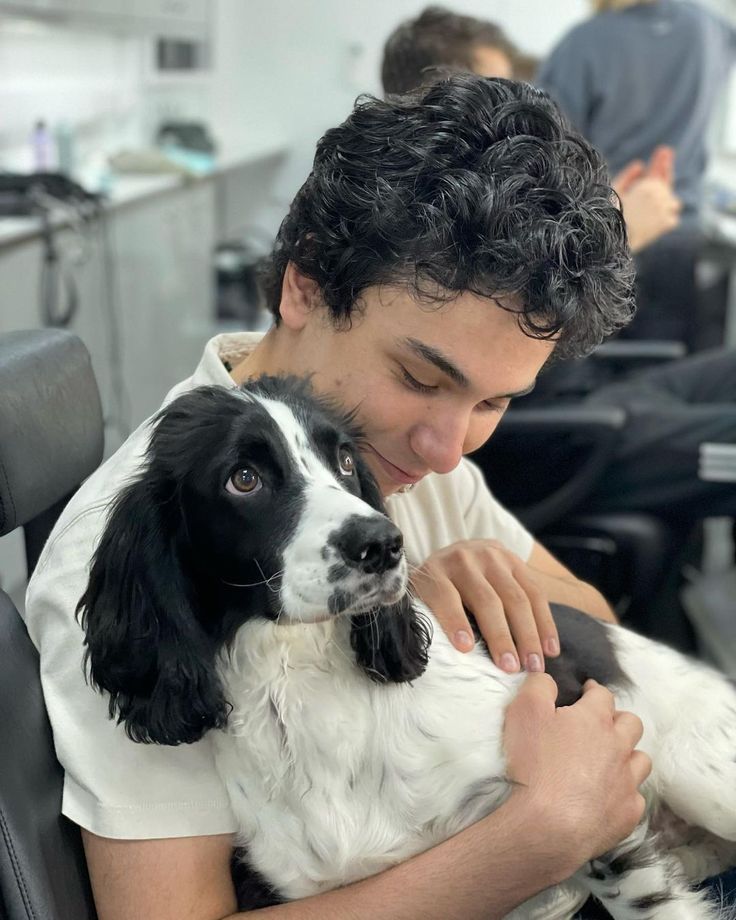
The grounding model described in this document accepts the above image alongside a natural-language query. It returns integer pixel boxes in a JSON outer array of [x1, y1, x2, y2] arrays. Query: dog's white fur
[[210, 395, 736, 920]]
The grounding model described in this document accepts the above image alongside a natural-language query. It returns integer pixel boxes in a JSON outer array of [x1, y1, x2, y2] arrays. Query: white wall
[[207, 0, 589, 235], [0, 16, 143, 172]]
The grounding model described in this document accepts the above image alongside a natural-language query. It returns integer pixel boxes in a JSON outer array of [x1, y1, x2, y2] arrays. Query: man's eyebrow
[[401, 337, 536, 399], [403, 337, 471, 388]]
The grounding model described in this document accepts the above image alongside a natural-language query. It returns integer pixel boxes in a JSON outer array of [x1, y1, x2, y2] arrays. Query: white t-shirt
[[24, 333, 585, 918]]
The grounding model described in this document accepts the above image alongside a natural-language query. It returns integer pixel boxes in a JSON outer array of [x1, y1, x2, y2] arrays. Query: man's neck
[[229, 327, 280, 384]]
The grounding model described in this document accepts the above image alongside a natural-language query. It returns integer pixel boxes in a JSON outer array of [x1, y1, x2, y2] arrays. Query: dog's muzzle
[[333, 515, 404, 575]]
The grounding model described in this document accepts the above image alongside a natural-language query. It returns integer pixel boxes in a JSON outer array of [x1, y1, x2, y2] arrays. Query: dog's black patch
[[544, 604, 631, 706], [469, 603, 630, 707], [630, 892, 673, 912], [231, 848, 284, 910]]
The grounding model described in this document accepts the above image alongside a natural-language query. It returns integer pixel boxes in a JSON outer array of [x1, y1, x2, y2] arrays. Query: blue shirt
[[538, 0, 736, 217]]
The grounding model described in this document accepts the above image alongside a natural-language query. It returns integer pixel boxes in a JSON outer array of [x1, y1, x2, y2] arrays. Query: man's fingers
[[647, 145, 675, 186], [630, 749, 653, 787], [512, 566, 560, 659], [455, 572, 521, 670], [412, 571, 474, 652], [613, 160, 645, 194], [613, 709, 645, 747], [510, 672, 560, 713], [580, 679, 618, 718]]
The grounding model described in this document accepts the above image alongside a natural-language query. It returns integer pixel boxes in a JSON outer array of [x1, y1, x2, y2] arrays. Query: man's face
[[279, 285, 554, 497]]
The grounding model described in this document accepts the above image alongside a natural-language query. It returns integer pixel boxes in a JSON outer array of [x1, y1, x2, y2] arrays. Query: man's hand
[[503, 675, 651, 868], [619, 177, 681, 252], [411, 539, 560, 674], [612, 146, 681, 252]]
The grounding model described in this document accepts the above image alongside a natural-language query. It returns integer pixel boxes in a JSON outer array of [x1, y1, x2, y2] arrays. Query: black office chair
[[0, 329, 103, 920], [472, 400, 699, 651]]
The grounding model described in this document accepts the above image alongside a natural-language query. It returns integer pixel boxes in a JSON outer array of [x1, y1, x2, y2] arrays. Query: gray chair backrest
[[0, 329, 102, 920]]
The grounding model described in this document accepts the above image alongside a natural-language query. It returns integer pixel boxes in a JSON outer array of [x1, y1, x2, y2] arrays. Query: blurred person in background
[[382, 6, 682, 261], [538, 0, 736, 347]]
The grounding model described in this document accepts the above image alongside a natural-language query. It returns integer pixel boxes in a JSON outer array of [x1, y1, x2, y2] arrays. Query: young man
[[381, 5, 736, 535], [25, 76, 648, 920]]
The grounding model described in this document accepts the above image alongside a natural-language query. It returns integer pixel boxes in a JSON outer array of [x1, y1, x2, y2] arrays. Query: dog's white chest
[[214, 617, 514, 898]]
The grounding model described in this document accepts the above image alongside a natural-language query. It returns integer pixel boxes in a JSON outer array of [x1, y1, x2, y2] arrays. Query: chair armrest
[[471, 406, 626, 533], [592, 339, 687, 365]]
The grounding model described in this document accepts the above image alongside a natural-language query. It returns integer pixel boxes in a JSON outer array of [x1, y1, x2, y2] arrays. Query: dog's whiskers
[[222, 562, 284, 591]]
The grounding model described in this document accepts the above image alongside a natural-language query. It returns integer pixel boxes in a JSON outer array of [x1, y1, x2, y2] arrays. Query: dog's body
[[217, 607, 736, 914], [78, 379, 736, 920]]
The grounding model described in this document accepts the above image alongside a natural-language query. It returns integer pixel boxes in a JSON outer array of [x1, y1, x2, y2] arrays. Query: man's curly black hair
[[261, 74, 635, 359]]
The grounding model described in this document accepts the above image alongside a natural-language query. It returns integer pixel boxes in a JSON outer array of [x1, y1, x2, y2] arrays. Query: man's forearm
[[225, 796, 573, 920], [532, 568, 617, 624]]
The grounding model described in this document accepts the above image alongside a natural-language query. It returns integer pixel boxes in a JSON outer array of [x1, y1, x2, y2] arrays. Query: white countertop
[[0, 131, 288, 250]]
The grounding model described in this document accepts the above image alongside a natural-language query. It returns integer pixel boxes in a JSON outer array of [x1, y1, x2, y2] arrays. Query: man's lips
[[366, 446, 425, 486]]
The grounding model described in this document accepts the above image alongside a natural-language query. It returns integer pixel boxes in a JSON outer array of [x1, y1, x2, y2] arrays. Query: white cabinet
[[110, 181, 216, 425], [0, 180, 216, 447]]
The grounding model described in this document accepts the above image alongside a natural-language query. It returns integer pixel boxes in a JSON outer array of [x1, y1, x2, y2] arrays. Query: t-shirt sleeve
[[24, 506, 238, 841], [458, 459, 535, 561]]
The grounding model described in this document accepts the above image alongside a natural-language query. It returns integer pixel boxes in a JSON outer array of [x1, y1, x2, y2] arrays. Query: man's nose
[[409, 419, 468, 475]]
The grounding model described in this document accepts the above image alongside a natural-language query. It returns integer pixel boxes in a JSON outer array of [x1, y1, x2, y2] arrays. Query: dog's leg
[[576, 822, 723, 920]]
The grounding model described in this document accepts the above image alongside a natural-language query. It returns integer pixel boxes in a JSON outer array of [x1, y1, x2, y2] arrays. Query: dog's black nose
[[334, 515, 404, 575]]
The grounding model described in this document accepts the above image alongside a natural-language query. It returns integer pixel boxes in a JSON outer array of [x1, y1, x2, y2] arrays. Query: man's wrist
[[499, 789, 588, 886]]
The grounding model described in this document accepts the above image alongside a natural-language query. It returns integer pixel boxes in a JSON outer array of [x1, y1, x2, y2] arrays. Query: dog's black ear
[[351, 594, 431, 683], [77, 473, 229, 745]]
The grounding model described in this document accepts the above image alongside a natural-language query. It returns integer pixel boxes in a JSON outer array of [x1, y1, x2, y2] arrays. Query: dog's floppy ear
[[77, 470, 229, 745], [351, 594, 431, 683]]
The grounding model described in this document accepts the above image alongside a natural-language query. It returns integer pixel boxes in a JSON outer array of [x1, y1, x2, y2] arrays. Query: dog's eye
[[338, 447, 355, 476], [226, 468, 262, 495]]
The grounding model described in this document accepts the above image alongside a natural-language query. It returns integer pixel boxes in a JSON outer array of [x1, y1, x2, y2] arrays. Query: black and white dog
[[78, 377, 736, 919]]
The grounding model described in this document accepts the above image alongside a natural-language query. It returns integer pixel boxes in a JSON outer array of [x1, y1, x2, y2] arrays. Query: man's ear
[[279, 261, 322, 330]]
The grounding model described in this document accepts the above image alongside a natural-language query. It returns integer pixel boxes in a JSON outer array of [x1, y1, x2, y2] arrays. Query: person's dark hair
[[381, 6, 517, 95], [261, 75, 634, 358]]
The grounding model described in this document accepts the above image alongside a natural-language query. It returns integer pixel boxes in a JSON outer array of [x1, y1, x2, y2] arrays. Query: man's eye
[[338, 447, 355, 476], [400, 366, 437, 394], [480, 399, 510, 414], [226, 468, 262, 495]]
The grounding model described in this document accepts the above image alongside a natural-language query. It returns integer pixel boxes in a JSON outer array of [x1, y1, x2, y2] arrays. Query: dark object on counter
[[0, 172, 99, 216], [215, 240, 270, 331], [156, 121, 216, 154], [0, 173, 101, 328]]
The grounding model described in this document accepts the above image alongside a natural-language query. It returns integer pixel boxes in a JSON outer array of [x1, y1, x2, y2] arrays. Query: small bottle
[[31, 120, 53, 172], [55, 121, 76, 177]]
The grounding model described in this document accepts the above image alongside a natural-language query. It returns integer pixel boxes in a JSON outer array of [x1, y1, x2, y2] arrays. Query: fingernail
[[527, 654, 543, 673], [454, 629, 474, 651], [545, 638, 559, 656], [500, 652, 519, 672]]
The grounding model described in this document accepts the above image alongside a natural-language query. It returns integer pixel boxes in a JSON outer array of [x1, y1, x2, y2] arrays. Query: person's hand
[[613, 145, 675, 194], [645, 145, 675, 186], [618, 176, 681, 252], [612, 146, 680, 252], [411, 539, 560, 674], [503, 675, 651, 869]]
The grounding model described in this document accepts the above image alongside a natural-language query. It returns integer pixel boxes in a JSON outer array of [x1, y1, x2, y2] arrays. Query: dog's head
[[77, 377, 430, 745]]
